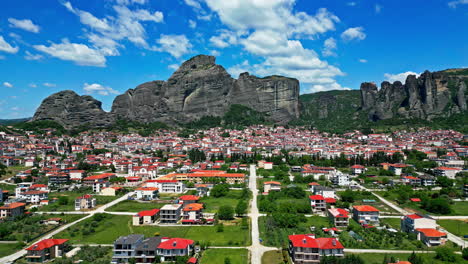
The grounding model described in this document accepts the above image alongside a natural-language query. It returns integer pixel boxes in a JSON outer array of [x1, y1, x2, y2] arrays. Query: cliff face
[[111, 55, 300, 124], [361, 70, 468, 121], [32, 90, 114, 129], [33, 55, 300, 128]]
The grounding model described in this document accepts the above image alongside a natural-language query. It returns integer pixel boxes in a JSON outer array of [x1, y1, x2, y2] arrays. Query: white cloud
[[384, 71, 419, 83], [83, 83, 119, 96], [209, 30, 238, 48], [154, 34, 192, 58], [204, 0, 346, 93], [3, 82, 13, 88], [322, 37, 337, 57], [448, 0, 468, 8], [341, 27, 366, 41], [188, 20, 197, 29], [347, 2, 357, 6], [43, 82, 56, 87], [0, 36, 19, 54], [116, 0, 147, 5], [34, 39, 107, 67], [210, 50, 220, 57], [24, 51, 44, 61], [168, 64, 179, 70], [8, 18, 40, 33], [359, 59, 368, 63], [29, 83, 37, 88], [184, 0, 202, 10], [184, 0, 212, 21], [375, 4, 383, 14]]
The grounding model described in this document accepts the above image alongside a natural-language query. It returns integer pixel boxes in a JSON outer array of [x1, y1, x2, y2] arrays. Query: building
[[20, 190, 48, 204], [82, 173, 116, 193], [418, 174, 435, 186], [416, 228, 447, 247], [112, 234, 145, 264], [170, 170, 245, 184], [309, 195, 327, 213], [312, 186, 335, 199], [178, 195, 200, 205], [160, 204, 182, 223], [134, 236, 162, 263], [352, 205, 379, 226], [135, 187, 159, 201], [133, 209, 160, 226], [263, 181, 281, 193], [74, 194, 96, 211], [433, 167, 462, 179], [389, 164, 407, 176], [401, 214, 437, 233], [0, 202, 26, 219], [328, 208, 349, 228], [25, 238, 69, 263], [330, 172, 350, 186], [350, 165, 365, 175], [145, 180, 185, 193], [288, 234, 344, 264], [156, 237, 194, 262], [182, 203, 204, 223]]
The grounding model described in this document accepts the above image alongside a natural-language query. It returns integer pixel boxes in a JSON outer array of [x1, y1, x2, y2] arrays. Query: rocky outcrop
[[33, 55, 300, 129], [360, 70, 468, 121], [32, 90, 114, 129], [111, 55, 300, 124]]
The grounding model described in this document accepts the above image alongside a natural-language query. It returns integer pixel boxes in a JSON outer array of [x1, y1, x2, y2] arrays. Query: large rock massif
[[360, 69, 467, 121], [32, 55, 300, 129]]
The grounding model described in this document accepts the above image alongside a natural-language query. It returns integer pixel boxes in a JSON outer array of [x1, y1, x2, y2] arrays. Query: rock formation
[[32, 90, 114, 129], [360, 69, 467, 121]]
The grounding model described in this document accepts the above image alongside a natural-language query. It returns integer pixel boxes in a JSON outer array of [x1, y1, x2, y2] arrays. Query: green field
[[105, 200, 164, 212], [380, 218, 401, 229], [259, 216, 330, 248], [200, 190, 243, 213], [39, 191, 122, 211], [55, 214, 251, 246], [262, 250, 291, 264], [438, 219, 468, 238], [1, 165, 31, 180], [0, 243, 22, 257], [200, 248, 249, 264], [351, 252, 467, 264]]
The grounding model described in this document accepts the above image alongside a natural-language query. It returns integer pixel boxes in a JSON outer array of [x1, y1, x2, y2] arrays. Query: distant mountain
[[0, 118, 31, 125], [32, 55, 300, 129]]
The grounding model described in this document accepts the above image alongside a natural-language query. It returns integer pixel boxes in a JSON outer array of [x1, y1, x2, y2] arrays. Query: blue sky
[[0, 0, 467, 119]]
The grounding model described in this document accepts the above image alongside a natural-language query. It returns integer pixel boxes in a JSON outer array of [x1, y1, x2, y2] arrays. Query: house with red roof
[[309, 195, 327, 213], [144, 179, 186, 193], [82, 173, 116, 193], [352, 205, 380, 226], [350, 164, 366, 175], [433, 166, 462, 179], [416, 228, 447, 247], [135, 187, 159, 201], [288, 234, 344, 263], [263, 181, 281, 194], [0, 202, 26, 219], [328, 208, 349, 228], [157, 237, 194, 262], [178, 195, 200, 205], [401, 214, 437, 233], [182, 203, 204, 223], [25, 238, 69, 263], [133, 209, 160, 226], [74, 194, 96, 211]]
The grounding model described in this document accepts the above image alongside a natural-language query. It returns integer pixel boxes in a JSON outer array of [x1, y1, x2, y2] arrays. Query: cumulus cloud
[[188, 19, 197, 29], [322, 37, 337, 57], [34, 39, 107, 67], [448, 0, 468, 8], [3, 82, 13, 88], [210, 50, 220, 57], [24, 51, 44, 61], [203, 0, 346, 93], [154, 34, 192, 58], [115, 0, 147, 5], [43, 82, 56, 87], [29, 83, 37, 88], [83, 83, 119, 96], [8, 18, 40, 33], [384, 71, 419, 83], [0, 36, 19, 54], [209, 30, 238, 48], [359, 59, 368, 63], [184, 0, 212, 21], [341, 27, 366, 41]]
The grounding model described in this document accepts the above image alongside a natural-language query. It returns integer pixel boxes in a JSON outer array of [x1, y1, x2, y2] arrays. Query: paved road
[[344, 249, 438, 253], [248, 164, 278, 264], [0, 192, 133, 263]]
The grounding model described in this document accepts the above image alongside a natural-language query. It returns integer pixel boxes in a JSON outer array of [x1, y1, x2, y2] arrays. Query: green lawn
[[200, 248, 249, 264], [438, 219, 468, 238], [1, 165, 31, 180], [105, 200, 164, 212], [351, 252, 466, 264], [262, 250, 290, 264], [259, 216, 331, 248], [200, 190, 243, 213], [55, 214, 251, 246], [0, 243, 22, 257], [380, 218, 401, 229], [39, 192, 122, 212], [451, 201, 468, 215]]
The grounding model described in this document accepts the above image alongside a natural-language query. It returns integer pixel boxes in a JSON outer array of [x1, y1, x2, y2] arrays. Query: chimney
[[332, 238, 336, 246]]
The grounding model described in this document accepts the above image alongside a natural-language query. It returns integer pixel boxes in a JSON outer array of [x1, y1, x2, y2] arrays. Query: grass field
[[105, 200, 164, 212], [381, 218, 401, 229], [350, 252, 466, 264], [262, 250, 289, 264], [200, 248, 249, 264], [259, 216, 330, 248], [55, 214, 251, 246], [0, 243, 22, 257], [39, 191, 122, 211], [200, 190, 243, 213], [1, 165, 31, 180], [438, 219, 468, 238]]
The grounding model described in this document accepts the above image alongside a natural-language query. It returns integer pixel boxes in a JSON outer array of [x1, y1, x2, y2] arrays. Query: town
[[0, 126, 467, 264]]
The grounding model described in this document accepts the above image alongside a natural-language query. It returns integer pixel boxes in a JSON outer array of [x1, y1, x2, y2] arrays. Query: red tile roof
[[353, 205, 379, 212], [406, 214, 423, 220], [179, 195, 200, 201], [416, 228, 446, 237], [157, 238, 194, 250], [136, 209, 160, 217], [26, 239, 68, 251], [309, 195, 325, 200]]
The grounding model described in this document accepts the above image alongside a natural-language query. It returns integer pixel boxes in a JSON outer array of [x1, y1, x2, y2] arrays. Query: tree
[[216, 223, 224, 232], [235, 200, 248, 216], [218, 205, 234, 220], [211, 184, 230, 197], [462, 247, 468, 260], [58, 196, 69, 205], [422, 198, 452, 214], [435, 246, 456, 262], [224, 257, 232, 264], [408, 251, 425, 264]]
